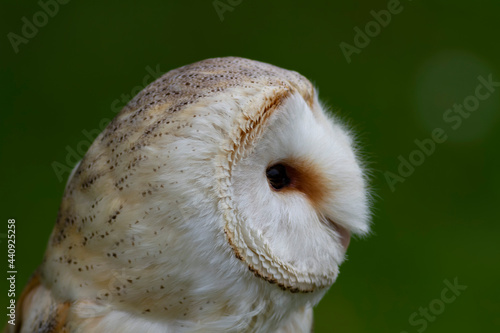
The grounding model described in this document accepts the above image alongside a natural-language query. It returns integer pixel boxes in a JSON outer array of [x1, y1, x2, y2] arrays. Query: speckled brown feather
[[52, 57, 314, 247]]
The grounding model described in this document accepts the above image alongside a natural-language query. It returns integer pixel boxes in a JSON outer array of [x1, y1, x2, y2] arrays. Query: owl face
[[41, 57, 370, 331], [225, 92, 369, 293]]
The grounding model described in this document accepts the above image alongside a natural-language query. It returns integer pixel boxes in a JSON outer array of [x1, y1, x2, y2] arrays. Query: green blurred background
[[1, 0, 499, 331]]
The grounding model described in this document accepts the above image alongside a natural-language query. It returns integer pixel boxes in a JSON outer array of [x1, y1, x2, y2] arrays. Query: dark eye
[[266, 164, 291, 190]]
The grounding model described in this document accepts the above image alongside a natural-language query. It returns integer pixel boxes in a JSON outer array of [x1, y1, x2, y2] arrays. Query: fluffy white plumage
[[8, 57, 370, 333]]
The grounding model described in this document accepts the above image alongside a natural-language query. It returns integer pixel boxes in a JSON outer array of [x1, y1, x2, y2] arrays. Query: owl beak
[[336, 224, 351, 250], [327, 218, 351, 250]]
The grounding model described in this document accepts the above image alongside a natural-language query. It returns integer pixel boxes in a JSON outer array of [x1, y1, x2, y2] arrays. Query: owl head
[[42, 57, 370, 331]]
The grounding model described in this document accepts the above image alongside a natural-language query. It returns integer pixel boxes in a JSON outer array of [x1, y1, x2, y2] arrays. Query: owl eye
[[266, 164, 291, 190]]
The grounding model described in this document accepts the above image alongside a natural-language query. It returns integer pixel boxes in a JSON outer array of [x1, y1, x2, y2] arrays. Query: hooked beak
[[327, 218, 351, 250]]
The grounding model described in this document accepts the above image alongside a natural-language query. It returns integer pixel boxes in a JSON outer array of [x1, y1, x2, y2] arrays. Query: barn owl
[[7, 57, 370, 333]]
